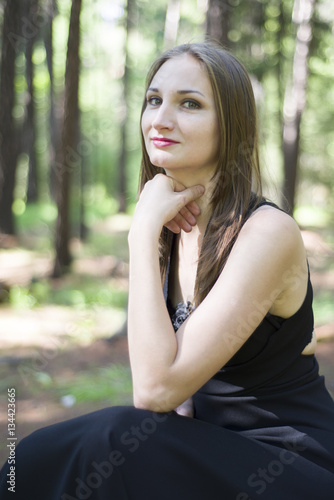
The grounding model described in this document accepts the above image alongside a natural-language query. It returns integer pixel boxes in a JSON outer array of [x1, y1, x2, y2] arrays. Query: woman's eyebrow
[[146, 87, 205, 97], [177, 89, 205, 97]]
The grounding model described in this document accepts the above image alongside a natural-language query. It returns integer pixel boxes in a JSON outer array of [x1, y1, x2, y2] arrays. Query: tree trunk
[[53, 0, 82, 277], [43, 0, 59, 201], [281, 0, 316, 214], [24, 0, 39, 203], [163, 0, 180, 50], [79, 152, 87, 241], [0, 0, 22, 235], [206, 0, 230, 48], [117, 0, 134, 213]]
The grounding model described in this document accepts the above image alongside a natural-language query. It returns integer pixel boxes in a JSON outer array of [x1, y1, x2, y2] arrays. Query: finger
[[171, 213, 193, 232], [164, 196, 203, 234], [176, 185, 205, 212], [178, 206, 197, 226], [165, 220, 181, 234], [175, 407, 193, 417], [175, 404, 194, 418], [165, 213, 193, 233], [167, 176, 205, 204], [168, 177, 187, 193], [185, 200, 201, 217]]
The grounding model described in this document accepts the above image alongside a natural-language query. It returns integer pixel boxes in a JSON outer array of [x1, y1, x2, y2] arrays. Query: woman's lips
[[152, 137, 179, 147]]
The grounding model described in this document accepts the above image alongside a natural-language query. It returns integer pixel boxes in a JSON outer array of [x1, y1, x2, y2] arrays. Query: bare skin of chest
[[169, 233, 198, 307]]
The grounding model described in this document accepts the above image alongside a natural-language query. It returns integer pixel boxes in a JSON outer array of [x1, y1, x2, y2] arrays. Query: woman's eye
[[147, 96, 161, 106], [182, 100, 200, 109]]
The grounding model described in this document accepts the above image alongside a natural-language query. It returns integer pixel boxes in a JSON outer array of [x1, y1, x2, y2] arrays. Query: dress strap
[[255, 199, 286, 213]]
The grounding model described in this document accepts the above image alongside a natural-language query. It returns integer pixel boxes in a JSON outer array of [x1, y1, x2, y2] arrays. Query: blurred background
[[0, 0, 333, 463]]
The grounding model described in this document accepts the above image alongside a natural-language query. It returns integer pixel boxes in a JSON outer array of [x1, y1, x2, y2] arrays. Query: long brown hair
[[139, 42, 263, 305]]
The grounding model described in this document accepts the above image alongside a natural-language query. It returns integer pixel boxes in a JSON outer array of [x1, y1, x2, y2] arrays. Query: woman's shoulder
[[237, 202, 308, 318], [243, 202, 304, 250], [225, 200, 307, 280], [228, 201, 308, 292]]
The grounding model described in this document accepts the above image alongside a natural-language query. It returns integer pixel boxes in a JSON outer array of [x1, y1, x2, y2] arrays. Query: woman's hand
[[132, 174, 205, 236], [175, 397, 194, 418]]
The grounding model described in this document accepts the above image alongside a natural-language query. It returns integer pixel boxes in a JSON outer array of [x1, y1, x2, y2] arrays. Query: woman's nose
[[152, 104, 175, 131]]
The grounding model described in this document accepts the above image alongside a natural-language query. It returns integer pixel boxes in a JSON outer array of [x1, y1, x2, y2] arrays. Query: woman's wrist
[[128, 216, 161, 248]]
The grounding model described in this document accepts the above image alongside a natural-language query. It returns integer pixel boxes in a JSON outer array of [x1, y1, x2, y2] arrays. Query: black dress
[[1, 272, 334, 499]]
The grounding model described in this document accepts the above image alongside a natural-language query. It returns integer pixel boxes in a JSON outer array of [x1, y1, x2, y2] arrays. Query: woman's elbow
[[132, 386, 174, 413]]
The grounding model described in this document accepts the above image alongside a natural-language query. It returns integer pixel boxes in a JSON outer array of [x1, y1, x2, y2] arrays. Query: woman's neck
[[164, 168, 214, 235], [165, 170, 213, 307]]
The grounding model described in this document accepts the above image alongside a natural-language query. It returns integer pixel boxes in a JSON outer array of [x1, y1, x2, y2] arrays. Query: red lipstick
[[152, 137, 179, 147]]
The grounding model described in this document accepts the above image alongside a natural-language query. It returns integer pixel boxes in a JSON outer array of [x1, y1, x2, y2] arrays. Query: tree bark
[[24, 0, 39, 203], [53, 0, 82, 277], [281, 0, 316, 214], [206, 0, 230, 48], [0, 0, 22, 235], [117, 0, 134, 213], [43, 0, 59, 201]]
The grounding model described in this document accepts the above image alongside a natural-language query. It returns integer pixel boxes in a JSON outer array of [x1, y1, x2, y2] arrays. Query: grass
[[18, 364, 132, 405], [0, 363, 133, 408], [56, 365, 133, 405]]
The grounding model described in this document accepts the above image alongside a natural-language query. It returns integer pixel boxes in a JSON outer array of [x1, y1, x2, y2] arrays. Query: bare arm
[[128, 174, 205, 411]]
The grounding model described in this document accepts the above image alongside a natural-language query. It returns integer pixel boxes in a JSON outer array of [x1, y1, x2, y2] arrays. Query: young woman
[[1, 42, 334, 500]]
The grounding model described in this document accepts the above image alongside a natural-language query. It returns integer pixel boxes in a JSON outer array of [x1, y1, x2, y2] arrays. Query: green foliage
[[294, 205, 332, 229], [7, 276, 127, 310], [9, 285, 37, 309], [16, 201, 57, 229], [31, 276, 128, 309], [84, 185, 119, 223]]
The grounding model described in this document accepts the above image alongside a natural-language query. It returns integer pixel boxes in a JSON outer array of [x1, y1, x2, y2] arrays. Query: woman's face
[[141, 54, 220, 181]]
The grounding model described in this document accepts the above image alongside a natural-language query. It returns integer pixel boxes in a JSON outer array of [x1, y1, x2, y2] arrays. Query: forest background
[[0, 0, 333, 462]]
